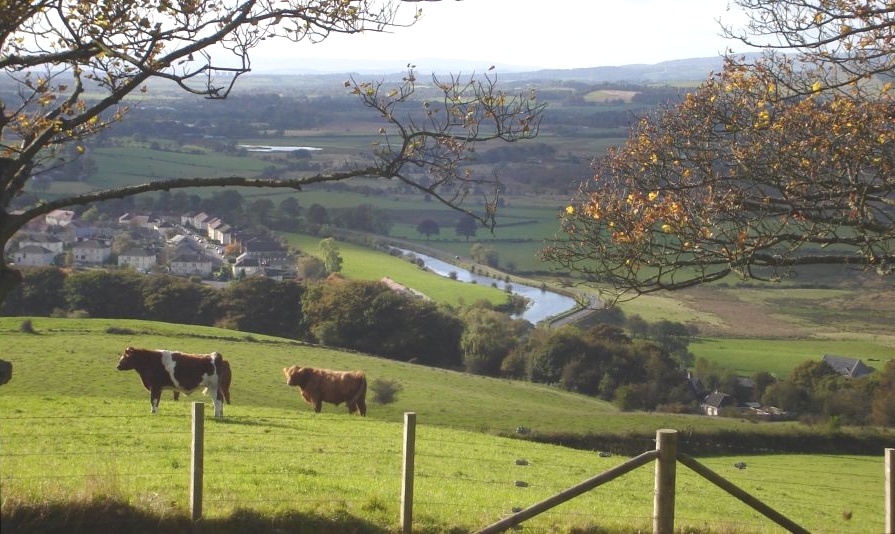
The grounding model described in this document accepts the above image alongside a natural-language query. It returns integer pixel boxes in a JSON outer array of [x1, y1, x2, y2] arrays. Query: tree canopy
[[0, 0, 545, 303], [544, 1, 895, 302], [723, 0, 895, 92]]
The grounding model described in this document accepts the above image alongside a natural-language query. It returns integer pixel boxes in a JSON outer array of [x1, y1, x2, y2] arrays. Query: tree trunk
[[0, 262, 23, 310]]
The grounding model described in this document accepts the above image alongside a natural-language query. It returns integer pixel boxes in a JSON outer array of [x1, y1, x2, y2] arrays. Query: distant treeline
[[98, 83, 682, 149]]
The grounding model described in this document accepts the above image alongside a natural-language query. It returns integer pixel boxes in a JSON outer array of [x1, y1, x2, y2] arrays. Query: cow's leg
[[210, 385, 223, 418], [314, 400, 322, 413], [150, 388, 162, 414], [347, 402, 356, 414], [357, 398, 367, 417]]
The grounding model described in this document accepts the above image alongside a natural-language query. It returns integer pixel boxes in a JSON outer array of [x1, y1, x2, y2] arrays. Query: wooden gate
[[475, 429, 810, 534]]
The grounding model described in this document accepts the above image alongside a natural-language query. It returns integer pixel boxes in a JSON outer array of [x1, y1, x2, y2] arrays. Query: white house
[[72, 240, 112, 264], [118, 248, 157, 271], [191, 212, 210, 231], [169, 253, 213, 277], [232, 257, 262, 278], [13, 245, 57, 266], [17, 235, 64, 255], [45, 209, 75, 227], [701, 392, 736, 416], [210, 222, 232, 245], [205, 217, 223, 239]]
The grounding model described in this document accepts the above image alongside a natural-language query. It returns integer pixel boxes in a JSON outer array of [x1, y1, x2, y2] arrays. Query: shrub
[[105, 327, 136, 335], [19, 320, 36, 334], [370, 378, 403, 404]]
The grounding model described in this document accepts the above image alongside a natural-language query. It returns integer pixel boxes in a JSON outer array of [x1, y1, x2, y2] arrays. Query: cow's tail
[[348, 373, 367, 409], [213, 352, 232, 404]]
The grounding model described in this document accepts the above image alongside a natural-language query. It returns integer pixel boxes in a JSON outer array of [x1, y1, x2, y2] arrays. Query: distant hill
[[250, 55, 758, 84], [510, 56, 733, 83]]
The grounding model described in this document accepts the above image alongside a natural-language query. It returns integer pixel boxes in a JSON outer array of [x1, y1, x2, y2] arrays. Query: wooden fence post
[[401, 412, 417, 534], [653, 429, 678, 534], [401, 412, 416, 534], [190, 402, 205, 524], [887, 448, 894, 534]]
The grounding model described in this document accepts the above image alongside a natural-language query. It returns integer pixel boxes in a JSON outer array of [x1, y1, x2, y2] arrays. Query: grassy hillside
[[0, 317, 619, 432], [283, 233, 511, 309], [1, 317, 888, 533]]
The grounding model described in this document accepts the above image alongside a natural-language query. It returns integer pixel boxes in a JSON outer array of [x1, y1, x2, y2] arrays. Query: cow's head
[[116, 347, 138, 371], [284, 365, 309, 387]]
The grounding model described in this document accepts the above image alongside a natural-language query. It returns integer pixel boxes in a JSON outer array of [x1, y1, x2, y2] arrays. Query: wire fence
[[0, 406, 888, 533]]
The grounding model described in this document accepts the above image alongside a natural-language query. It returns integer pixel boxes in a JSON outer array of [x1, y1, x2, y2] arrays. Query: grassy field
[[0, 317, 890, 533], [282, 233, 511, 309], [690, 338, 895, 378]]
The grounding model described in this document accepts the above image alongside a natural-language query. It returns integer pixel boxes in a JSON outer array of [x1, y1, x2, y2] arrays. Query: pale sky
[[255, 0, 751, 72]]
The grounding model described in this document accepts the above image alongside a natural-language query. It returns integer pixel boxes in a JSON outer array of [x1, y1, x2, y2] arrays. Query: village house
[[232, 256, 262, 278], [822, 355, 875, 379], [258, 266, 294, 281], [72, 240, 112, 265], [119, 213, 151, 229], [185, 212, 210, 232], [12, 245, 57, 267], [208, 220, 232, 245], [118, 247, 157, 271], [169, 252, 213, 277], [45, 209, 75, 227], [701, 392, 736, 416], [17, 235, 64, 255], [205, 217, 222, 238], [239, 236, 290, 264], [61, 220, 117, 245]]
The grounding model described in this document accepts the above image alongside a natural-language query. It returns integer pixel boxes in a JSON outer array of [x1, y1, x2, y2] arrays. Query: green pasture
[[283, 232, 511, 308], [691, 337, 894, 378], [89, 147, 270, 189], [583, 89, 638, 103], [0, 317, 888, 533]]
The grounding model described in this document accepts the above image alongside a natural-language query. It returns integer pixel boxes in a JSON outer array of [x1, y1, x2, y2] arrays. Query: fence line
[[1, 404, 890, 532]]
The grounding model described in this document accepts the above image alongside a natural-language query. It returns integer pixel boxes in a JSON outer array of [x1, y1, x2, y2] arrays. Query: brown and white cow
[[117, 347, 232, 417], [283, 365, 367, 416]]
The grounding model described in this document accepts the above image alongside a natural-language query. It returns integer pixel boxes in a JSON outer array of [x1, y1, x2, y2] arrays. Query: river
[[396, 249, 578, 324]]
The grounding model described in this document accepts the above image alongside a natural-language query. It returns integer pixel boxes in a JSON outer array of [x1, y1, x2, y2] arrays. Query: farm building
[[822, 355, 875, 379], [701, 392, 736, 416]]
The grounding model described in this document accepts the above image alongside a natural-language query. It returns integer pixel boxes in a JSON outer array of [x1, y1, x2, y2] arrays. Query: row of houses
[[181, 212, 232, 245], [9, 209, 295, 280]]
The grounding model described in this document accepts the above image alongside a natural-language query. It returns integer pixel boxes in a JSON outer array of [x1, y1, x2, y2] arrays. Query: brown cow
[[283, 365, 367, 416], [117, 347, 232, 417]]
